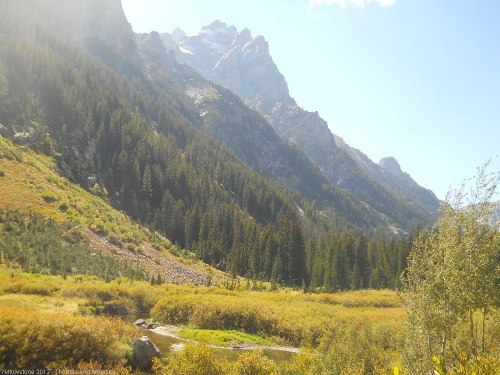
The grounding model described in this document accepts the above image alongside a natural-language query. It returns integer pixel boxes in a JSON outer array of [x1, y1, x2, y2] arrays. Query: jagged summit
[[232, 27, 252, 47], [170, 27, 186, 43], [201, 20, 237, 35], [160, 21, 294, 110], [379, 157, 403, 175]]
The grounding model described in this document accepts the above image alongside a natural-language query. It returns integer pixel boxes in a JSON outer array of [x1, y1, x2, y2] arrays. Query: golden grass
[[0, 267, 408, 373], [151, 286, 406, 348], [0, 294, 85, 314]]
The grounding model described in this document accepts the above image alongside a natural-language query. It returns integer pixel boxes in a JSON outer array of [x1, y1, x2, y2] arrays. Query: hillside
[[0, 137, 212, 284], [1, 2, 499, 375]]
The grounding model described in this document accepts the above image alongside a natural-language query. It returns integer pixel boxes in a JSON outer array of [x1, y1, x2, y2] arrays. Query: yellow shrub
[[153, 342, 226, 375], [231, 349, 278, 375], [0, 306, 137, 369]]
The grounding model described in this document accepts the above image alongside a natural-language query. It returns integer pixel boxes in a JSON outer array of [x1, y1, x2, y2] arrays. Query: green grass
[[179, 328, 273, 347]]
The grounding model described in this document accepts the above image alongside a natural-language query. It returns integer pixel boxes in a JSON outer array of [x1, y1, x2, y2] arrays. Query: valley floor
[[0, 265, 405, 374]]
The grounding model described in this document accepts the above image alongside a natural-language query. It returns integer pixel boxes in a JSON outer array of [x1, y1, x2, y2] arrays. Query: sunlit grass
[[0, 305, 137, 369], [0, 294, 85, 314], [179, 328, 273, 347], [0, 266, 408, 372]]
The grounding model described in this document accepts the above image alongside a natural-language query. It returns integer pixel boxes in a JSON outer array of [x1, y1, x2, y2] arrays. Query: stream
[[120, 314, 296, 364]]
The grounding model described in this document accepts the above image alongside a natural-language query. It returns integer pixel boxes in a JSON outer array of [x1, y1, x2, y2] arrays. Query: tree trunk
[[482, 306, 486, 353], [469, 305, 477, 356]]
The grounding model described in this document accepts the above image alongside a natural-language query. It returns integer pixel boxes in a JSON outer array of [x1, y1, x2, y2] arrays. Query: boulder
[[132, 336, 161, 369], [133, 318, 147, 326], [147, 323, 158, 329]]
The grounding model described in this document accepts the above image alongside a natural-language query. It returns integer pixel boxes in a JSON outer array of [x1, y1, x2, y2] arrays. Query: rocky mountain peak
[[232, 27, 252, 47], [203, 20, 237, 35], [164, 21, 293, 108], [242, 35, 269, 56], [379, 157, 402, 174], [159, 32, 177, 50], [137, 31, 166, 54], [170, 27, 186, 43], [379, 157, 414, 184]]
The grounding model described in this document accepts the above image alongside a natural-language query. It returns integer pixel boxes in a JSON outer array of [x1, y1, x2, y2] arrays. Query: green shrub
[[59, 201, 69, 212], [41, 191, 58, 203], [20, 283, 52, 296]]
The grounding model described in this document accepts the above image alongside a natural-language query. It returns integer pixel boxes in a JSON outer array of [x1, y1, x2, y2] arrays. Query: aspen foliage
[[402, 161, 500, 374]]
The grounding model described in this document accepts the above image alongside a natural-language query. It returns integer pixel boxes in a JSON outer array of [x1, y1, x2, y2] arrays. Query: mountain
[[379, 157, 414, 184], [334, 136, 440, 217], [0, 0, 425, 290], [136, 31, 391, 230], [161, 21, 440, 230], [167, 21, 294, 112]]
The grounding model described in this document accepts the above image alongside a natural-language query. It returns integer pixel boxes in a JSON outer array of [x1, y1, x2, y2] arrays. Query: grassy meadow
[[0, 267, 406, 373]]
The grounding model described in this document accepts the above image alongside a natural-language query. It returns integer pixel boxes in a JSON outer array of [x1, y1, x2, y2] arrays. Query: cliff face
[[379, 157, 414, 184], [335, 137, 440, 215], [162, 21, 295, 111]]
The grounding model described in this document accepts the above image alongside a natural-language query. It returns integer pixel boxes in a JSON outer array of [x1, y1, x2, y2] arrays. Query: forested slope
[[0, 1, 416, 289]]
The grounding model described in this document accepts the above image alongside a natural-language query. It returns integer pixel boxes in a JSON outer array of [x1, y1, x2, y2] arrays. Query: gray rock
[[146, 323, 158, 329], [132, 336, 161, 369], [171, 27, 187, 44], [87, 175, 98, 186], [13, 131, 34, 144], [133, 318, 147, 326], [0, 124, 7, 136]]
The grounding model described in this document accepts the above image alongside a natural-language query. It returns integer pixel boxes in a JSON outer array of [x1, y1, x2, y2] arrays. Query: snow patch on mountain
[[203, 38, 228, 55], [179, 46, 193, 55]]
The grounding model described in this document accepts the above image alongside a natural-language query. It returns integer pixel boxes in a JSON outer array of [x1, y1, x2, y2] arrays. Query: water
[[120, 314, 296, 364]]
